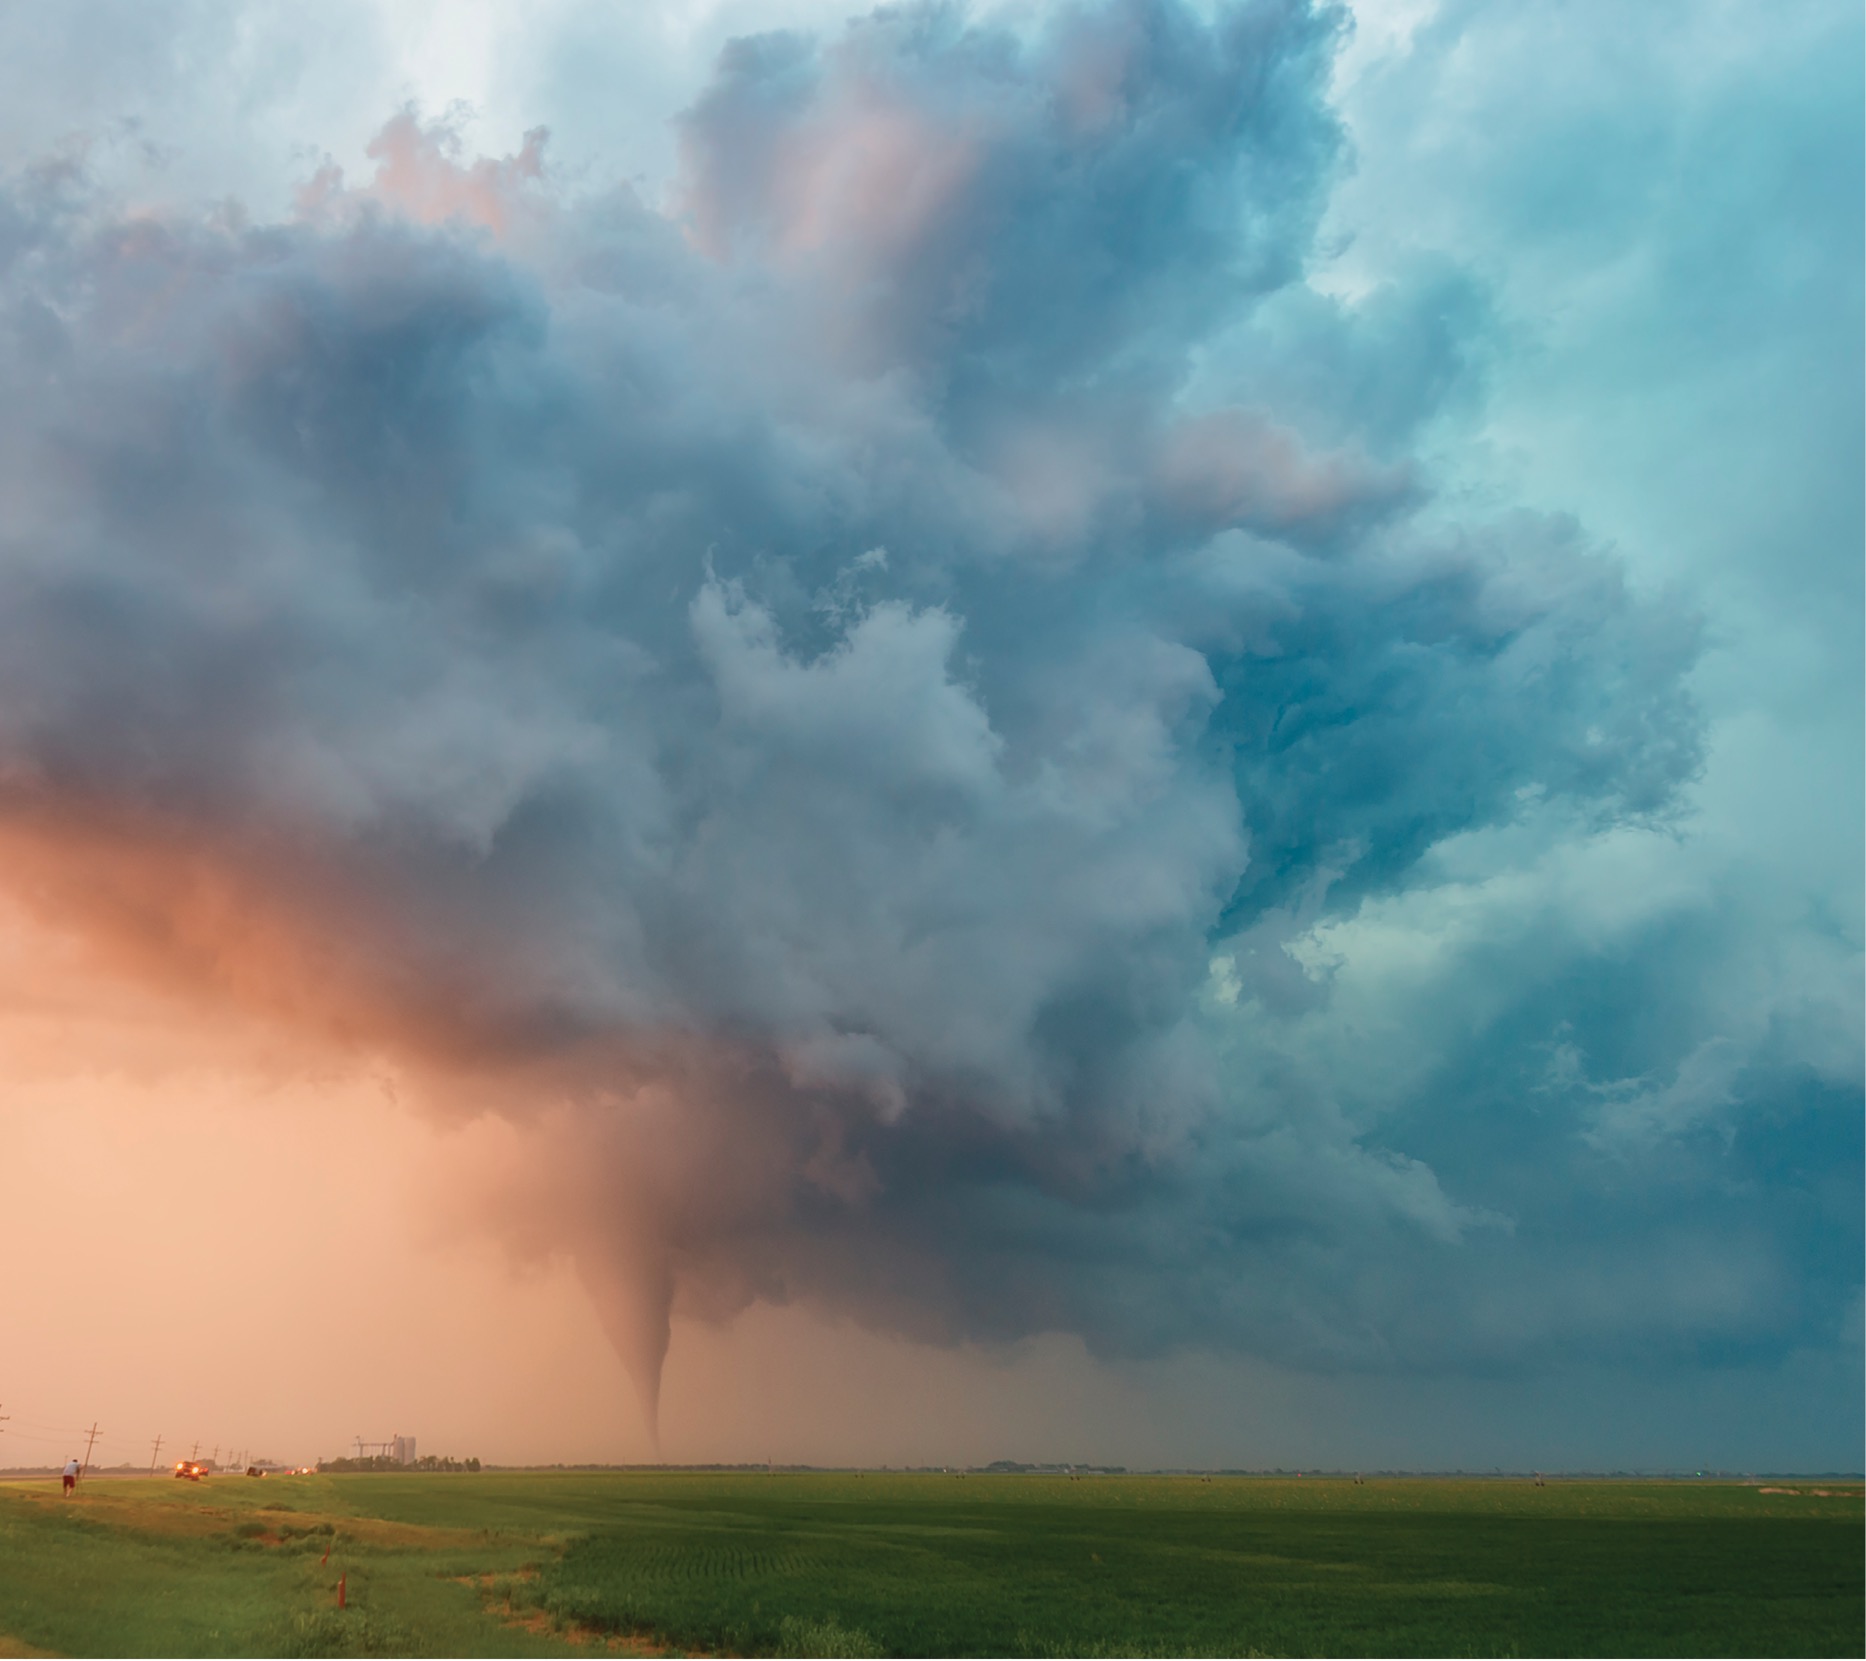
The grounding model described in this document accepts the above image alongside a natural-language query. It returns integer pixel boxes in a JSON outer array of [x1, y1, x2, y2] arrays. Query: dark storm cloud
[[0, 0, 1802, 1428], [676, 0, 1343, 396]]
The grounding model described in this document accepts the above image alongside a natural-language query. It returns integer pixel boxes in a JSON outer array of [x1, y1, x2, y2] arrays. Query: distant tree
[[316, 1451, 482, 1473]]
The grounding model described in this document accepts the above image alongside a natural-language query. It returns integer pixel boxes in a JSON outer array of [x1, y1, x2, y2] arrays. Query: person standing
[[62, 1456, 78, 1496]]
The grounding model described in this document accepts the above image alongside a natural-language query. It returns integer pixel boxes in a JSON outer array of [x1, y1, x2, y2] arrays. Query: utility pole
[[0, 1402, 10, 1439], [81, 1421, 99, 1478], [150, 1435, 163, 1475]]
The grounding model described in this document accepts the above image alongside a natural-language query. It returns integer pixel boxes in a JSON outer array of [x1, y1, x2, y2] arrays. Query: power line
[[0, 1407, 298, 1472]]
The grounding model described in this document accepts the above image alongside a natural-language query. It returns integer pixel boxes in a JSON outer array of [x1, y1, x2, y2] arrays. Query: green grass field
[[0, 1471, 1858, 1657]]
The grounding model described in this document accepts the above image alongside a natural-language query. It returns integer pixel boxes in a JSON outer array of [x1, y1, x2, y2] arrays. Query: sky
[[0, 0, 1857, 1474]]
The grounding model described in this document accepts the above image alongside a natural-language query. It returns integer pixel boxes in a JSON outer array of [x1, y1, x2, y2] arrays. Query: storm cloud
[[0, 0, 1851, 1442]]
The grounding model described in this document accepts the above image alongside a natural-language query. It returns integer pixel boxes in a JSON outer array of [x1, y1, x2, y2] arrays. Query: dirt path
[[453, 1573, 717, 1657]]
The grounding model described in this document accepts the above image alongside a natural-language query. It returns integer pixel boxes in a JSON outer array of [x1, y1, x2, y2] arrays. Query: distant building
[[391, 1435, 417, 1466]]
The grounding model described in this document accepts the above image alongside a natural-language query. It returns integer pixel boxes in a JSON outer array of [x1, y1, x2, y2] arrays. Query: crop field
[[0, 1470, 1858, 1658]]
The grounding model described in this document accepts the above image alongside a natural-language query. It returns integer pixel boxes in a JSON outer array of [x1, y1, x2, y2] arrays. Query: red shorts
[[62, 1474, 75, 1492]]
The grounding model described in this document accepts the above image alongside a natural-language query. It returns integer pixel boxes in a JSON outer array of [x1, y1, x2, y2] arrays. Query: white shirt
[[63, 1459, 78, 1477]]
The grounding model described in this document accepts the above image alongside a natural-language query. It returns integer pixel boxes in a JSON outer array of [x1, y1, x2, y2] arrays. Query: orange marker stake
[[337, 1573, 347, 1610]]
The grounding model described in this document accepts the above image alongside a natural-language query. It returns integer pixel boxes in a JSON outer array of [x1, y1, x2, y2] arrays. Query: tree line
[[316, 1454, 482, 1473]]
